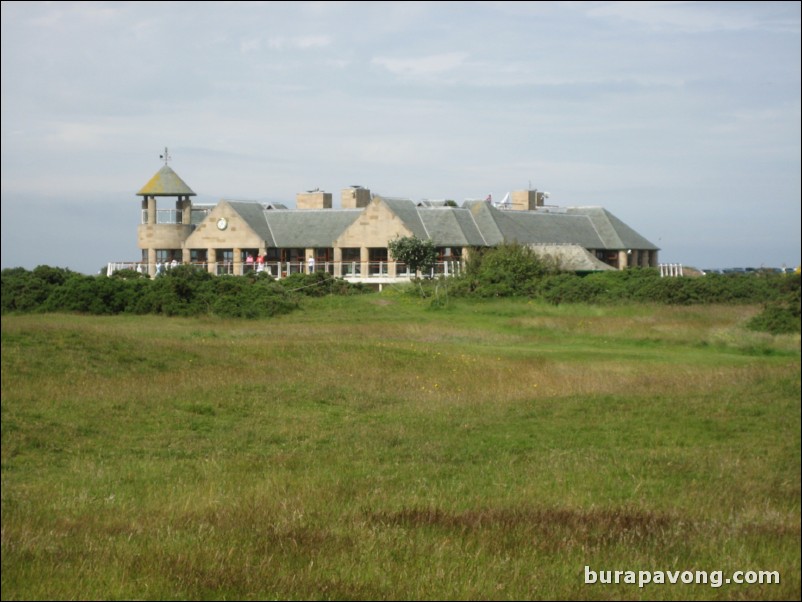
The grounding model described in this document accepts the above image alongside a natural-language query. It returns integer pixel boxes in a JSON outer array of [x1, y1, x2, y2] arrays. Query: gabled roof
[[495, 210, 606, 248], [226, 201, 272, 242], [465, 201, 504, 245], [225, 202, 362, 247], [530, 244, 616, 272], [463, 201, 605, 248], [380, 197, 428, 239], [137, 165, 196, 197], [265, 209, 363, 248], [418, 207, 486, 246], [566, 207, 659, 250], [220, 197, 657, 254]]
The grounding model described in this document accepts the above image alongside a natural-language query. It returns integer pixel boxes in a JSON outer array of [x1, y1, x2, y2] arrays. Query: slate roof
[[221, 197, 658, 258], [137, 165, 196, 197], [465, 201, 606, 248], [418, 207, 486, 246], [530, 245, 616, 272], [266, 209, 363, 248], [566, 207, 659, 250], [381, 197, 428, 239]]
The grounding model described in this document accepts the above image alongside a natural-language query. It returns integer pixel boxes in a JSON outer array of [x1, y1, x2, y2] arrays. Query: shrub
[[388, 236, 438, 275], [461, 243, 553, 297], [42, 274, 147, 314], [747, 273, 801, 334], [279, 271, 368, 297]]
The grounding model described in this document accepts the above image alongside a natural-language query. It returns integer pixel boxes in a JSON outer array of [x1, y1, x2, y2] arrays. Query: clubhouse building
[[110, 161, 659, 283]]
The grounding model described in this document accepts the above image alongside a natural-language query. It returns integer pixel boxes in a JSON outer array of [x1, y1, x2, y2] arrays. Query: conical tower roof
[[137, 165, 196, 197]]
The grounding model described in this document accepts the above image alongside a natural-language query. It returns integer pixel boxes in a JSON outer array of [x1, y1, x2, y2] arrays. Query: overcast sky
[[2, 1, 800, 274]]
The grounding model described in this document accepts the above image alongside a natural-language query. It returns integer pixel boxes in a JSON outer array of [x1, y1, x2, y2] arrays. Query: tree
[[463, 243, 551, 297], [388, 236, 438, 276]]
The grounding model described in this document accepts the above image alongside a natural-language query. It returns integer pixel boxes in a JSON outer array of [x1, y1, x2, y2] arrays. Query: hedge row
[[1, 265, 367, 319], [441, 245, 800, 334]]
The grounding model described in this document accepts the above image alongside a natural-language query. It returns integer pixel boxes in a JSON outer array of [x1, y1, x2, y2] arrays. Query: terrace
[[106, 259, 463, 290]]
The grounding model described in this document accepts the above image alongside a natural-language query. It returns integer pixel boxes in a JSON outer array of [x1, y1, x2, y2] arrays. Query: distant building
[[115, 162, 659, 283]]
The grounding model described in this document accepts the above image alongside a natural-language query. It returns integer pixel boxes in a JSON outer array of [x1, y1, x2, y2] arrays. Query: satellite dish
[[543, 192, 550, 198]]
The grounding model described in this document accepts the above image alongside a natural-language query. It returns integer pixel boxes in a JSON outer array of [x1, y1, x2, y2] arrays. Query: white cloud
[[371, 52, 468, 77], [295, 35, 332, 49], [267, 34, 332, 50], [240, 37, 262, 54], [586, 0, 796, 34]]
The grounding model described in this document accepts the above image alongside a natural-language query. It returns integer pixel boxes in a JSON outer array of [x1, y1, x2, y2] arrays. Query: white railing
[[107, 260, 463, 279], [659, 263, 683, 277]]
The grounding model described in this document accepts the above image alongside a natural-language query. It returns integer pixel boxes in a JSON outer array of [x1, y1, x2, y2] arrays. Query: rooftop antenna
[[160, 147, 171, 165]]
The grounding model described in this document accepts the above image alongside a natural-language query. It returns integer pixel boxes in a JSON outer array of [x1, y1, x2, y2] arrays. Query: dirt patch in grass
[[365, 506, 677, 550]]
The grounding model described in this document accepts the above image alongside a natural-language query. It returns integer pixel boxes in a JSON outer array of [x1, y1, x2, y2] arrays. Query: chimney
[[296, 190, 332, 209], [341, 186, 371, 209], [510, 190, 544, 211]]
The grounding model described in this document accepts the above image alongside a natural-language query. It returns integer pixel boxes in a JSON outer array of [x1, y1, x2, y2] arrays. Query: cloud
[[240, 37, 262, 54], [371, 52, 468, 78], [586, 1, 799, 34], [267, 35, 332, 50]]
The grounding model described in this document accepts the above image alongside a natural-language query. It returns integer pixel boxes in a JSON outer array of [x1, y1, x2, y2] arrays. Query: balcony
[[106, 260, 463, 288]]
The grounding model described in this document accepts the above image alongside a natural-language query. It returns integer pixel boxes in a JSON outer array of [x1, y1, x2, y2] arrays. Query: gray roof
[[417, 200, 454, 207], [419, 207, 486, 246], [227, 201, 272, 243], [380, 197, 428, 239], [137, 165, 196, 197], [463, 201, 605, 248], [465, 201, 504, 245], [495, 209, 606, 248], [265, 208, 362, 248], [530, 244, 616, 272], [222, 197, 657, 253], [566, 207, 659, 250]]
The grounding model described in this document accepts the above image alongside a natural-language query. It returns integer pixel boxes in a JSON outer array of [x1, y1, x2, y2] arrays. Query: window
[[156, 209, 181, 224], [341, 248, 360, 262], [369, 248, 388, 275], [190, 250, 207, 263]]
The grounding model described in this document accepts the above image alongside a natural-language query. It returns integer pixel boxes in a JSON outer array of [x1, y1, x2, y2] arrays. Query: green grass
[[2, 293, 800, 600]]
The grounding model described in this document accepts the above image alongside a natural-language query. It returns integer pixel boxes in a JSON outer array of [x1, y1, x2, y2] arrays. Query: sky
[[2, 1, 800, 274]]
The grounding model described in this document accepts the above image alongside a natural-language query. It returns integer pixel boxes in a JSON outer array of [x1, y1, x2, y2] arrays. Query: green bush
[[3, 262, 794, 317], [538, 272, 605, 304], [41, 274, 148, 314], [747, 273, 801, 334], [461, 243, 553, 297], [1, 265, 328, 319], [1, 266, 86, 312], [202, 276, 298, 319], [388, 236, 438, 275], [279, 271, 368, 297]]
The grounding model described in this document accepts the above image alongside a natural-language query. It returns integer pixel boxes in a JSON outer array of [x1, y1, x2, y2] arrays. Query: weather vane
[[159, 147, 171, 165]]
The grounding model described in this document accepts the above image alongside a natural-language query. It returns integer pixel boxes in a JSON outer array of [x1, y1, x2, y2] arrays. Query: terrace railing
[[107, 260, 463, 279]]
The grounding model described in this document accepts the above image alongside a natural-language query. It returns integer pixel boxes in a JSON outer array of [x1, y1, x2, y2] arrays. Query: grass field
[[2, 292, 800, 600]]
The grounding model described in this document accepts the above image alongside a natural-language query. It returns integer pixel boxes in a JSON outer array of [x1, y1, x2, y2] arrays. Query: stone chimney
[[510, 190, 545, 211], [341, 186, 371, 209], [296, 190, 332, 209]]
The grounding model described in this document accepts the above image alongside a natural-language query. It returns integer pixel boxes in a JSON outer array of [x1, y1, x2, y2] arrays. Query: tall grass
[[2, 295, 800, 600]]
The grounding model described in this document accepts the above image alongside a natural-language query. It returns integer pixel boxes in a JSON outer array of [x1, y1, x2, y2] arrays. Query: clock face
[[217, 217, 228, 230]]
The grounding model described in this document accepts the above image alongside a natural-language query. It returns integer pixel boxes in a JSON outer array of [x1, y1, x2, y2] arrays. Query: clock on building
[[217, 217, 228, 230]]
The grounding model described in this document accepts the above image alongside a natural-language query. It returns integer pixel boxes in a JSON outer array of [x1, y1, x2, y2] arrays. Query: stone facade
[[126, 164, 659, 279]]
